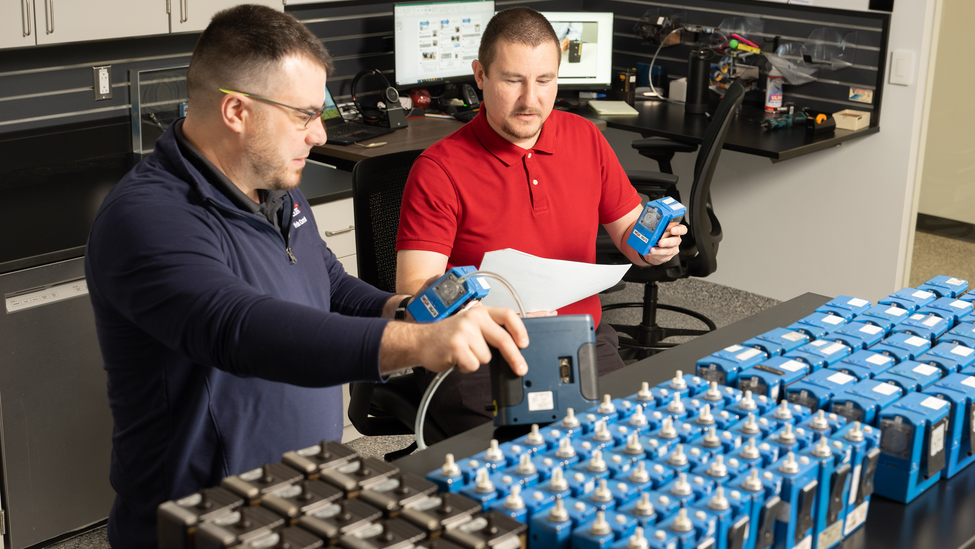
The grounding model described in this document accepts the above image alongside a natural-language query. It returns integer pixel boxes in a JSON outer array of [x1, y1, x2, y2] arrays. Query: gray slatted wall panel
[[0, 0, 578, 141], [585, 0, 889, 120]]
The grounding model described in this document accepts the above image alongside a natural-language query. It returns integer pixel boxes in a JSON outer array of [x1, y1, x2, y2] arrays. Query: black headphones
[[351, 69, 401, 125]]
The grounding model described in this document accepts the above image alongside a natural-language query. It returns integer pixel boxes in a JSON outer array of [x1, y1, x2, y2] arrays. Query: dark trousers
[[416, 322, 626, 439]]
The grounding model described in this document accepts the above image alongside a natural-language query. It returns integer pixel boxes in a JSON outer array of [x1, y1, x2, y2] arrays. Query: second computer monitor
[[393, 0, 496, 87], [541, 11, 615, 89]]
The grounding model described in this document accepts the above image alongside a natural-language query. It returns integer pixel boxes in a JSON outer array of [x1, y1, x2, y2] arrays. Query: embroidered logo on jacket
[[292, 203, 308, 229]]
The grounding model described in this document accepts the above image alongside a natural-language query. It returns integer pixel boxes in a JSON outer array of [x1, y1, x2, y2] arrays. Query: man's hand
[[526, 310, 558, 318], [379, 306, 529, 376], [604, 205, 687, 267], [640, 220, 686, 265], [561, 37, 570, 52]]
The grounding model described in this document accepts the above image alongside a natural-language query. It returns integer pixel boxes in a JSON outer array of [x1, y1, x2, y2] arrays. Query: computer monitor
[[393, 0, 495, 87], [540, 11, 615, 90]]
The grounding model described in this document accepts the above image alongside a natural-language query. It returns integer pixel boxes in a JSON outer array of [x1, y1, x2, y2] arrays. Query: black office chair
[[348, 149, 448, 461], [598, 82, 746, 360]]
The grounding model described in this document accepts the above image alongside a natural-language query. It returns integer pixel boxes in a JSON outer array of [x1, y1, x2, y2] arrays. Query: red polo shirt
[[396, 108, 640, 326]]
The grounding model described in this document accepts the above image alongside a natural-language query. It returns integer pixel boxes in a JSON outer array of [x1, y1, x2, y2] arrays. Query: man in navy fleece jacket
[[84, 5, 528, 547]]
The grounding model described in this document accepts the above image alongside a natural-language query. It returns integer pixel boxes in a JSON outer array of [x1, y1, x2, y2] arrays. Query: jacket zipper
[[207, 197, 297, 264]]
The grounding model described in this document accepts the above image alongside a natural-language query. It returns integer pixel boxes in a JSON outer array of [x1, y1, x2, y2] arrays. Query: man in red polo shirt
[[395, 6, 685, 436]]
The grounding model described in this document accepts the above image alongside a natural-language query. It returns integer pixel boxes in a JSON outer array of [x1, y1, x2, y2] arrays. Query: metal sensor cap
[[549, 468, 568, 492], [588, 451, 607, 472], [475, 469, 495, 493], [548, 498, 569, 522], [778, 424, 797, 444], [670, 370, 687, 390], [668, 445, 688, 466], [742, 469, 763, 492], [627, 528, 650, 549], [485, 440, 504, 462], [812, 437, 832, 458], [556, 438, 576, 459], [741, 439, 760, 460], [774, 401, 793, 420], [779, 452, 800, 475], [634, 493, 655, 516], [667, 394, 685, 414], [505, 485, 525, 509], [845, 422, 865, 442], [562, 408, 581, 429], [629, 462, 650, 484], [708, 487, 730, 510], [630, 405, 648, 427], [811, 410, 830, 430], [589, 511, 612, 536], [739, 391, 757, 410], [441, 454, 461, 477], [592, 480, 613, 502], [526, 424, 544, 446], [637, 382, 655, 402], [671, 509, 693, 532], [696, 404, 715, 425]]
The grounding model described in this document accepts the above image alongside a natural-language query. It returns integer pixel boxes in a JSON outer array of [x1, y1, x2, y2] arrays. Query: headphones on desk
[[351, 69, 402, 125]]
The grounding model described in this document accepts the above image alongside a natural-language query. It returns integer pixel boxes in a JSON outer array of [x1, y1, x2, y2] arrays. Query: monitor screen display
[[394, 0, 495, 87], [540, 11, 615, 89]]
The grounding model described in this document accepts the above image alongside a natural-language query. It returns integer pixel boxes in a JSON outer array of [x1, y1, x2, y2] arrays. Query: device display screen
[[640, 205, 662, 232], [434, 273, 466, 307]]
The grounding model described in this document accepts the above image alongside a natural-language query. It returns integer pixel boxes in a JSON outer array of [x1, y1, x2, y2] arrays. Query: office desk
[[590, 100, 879, 163], [393, 292, 975, 549], [312, 114, 609, 167]]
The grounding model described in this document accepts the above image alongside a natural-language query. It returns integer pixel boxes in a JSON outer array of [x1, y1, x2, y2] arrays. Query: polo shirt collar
[[472, 105, 556, 166]]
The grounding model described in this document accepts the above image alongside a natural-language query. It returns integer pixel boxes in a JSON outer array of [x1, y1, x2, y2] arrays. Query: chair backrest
[[352, 149, 425, 292], [686, 82, 745, 278]]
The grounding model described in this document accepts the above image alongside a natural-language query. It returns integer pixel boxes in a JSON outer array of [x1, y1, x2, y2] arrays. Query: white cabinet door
[[170, 0, 282, 33], [0, 0, 36, 48], [311, 198, 356, 259], [33, 0, 170, 45]]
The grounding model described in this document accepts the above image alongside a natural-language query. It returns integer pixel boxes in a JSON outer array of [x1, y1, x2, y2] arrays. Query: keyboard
[[327, 122, 382, 139], [453, 110, 478, 123]]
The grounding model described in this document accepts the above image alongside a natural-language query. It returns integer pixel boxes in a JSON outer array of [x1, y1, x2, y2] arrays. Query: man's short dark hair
[[478, 7, 559, 75], [186, 4, 333, 109]]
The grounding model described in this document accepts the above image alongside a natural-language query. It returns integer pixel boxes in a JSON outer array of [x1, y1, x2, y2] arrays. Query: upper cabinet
[[0, 0, 283, 49], [171, 0, 282, 34]]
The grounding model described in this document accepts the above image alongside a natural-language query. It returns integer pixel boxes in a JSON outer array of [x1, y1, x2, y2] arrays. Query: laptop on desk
[[322, 85, 395, 145]]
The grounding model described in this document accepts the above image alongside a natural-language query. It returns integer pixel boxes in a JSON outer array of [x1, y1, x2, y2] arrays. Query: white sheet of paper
[[478, 249, 631, 313]]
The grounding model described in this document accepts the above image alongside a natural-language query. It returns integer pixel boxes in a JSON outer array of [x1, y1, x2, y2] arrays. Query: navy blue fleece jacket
[[84, 123, 393, 548]]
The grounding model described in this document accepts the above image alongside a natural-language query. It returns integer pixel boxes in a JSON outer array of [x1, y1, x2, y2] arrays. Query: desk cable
[[414, 271, 527, 451], [647, 26, 730, 104]]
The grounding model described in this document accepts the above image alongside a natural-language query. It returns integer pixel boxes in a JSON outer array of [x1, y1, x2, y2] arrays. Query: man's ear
[[219, 92, 248, 134], [472, 59, 486, 90]]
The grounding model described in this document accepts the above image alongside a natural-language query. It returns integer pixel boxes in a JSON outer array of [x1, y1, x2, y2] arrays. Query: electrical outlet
[[93, 66, 112, 101]]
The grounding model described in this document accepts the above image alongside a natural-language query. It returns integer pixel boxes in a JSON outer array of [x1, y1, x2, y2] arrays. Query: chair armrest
[[627, 170, 680, 199], [631, 137, 698, 155]]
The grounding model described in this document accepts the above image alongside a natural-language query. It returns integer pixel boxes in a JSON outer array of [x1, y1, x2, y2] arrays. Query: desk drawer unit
[[311, 198, 357, 277]]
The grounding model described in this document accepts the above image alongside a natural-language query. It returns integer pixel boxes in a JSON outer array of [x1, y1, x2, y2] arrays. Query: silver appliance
[[0, 257, 114, 549]]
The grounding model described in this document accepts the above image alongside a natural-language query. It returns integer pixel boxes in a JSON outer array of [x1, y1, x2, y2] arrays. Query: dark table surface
[[587, 99, 879, 162], [393, 292, 975, 549], [0, 155, 352, 275]]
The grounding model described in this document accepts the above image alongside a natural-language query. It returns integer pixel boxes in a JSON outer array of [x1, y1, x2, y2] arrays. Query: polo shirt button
[[528, 152, 532, 158], [532, 179, 538, 185]]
